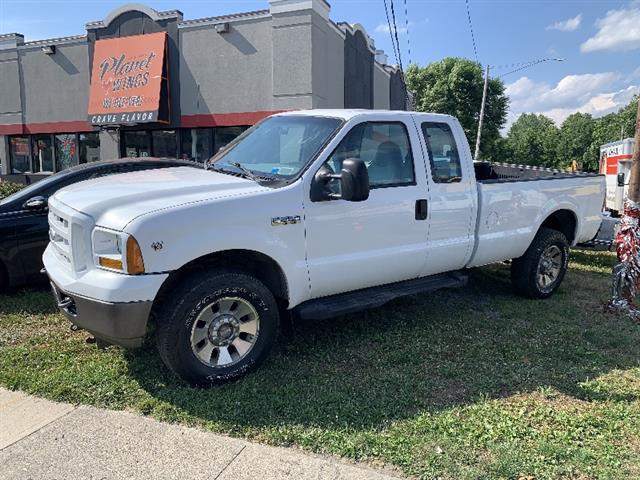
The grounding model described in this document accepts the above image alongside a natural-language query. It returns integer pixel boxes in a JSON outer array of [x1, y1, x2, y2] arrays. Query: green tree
[[406, 58, 509, 161], [506, 113, 560, 168], [558, 112, 594, 170], [584, 95, 639, 171]]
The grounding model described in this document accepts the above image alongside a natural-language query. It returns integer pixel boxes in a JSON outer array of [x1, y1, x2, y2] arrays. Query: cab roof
[[277, 109, 456, 122]]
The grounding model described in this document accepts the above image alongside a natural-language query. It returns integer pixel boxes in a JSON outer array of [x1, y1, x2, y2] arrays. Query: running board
[[295, 271, 468, 321]]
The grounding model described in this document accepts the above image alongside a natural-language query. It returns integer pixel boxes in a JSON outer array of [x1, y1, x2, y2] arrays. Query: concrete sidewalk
[[0, 388, 400, 480]]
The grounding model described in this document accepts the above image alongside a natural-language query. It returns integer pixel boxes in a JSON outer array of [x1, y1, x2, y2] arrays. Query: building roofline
[[86, 4, 183, 29], [178, 9, 270, 28], [336, 22, 377, 53], [22, 35, 87, 47], [1, 1, 394, 70]]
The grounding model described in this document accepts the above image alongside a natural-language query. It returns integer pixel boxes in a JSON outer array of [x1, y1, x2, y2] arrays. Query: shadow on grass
[[0, 286, 56, 315], [123, 251, 639, 431]]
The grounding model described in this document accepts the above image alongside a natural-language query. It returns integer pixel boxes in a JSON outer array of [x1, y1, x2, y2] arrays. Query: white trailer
[[600, 138, 634, 216]]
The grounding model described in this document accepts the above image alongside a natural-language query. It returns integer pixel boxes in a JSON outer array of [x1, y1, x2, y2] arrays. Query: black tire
[[0, 262, 8, 292], [510, 227, 569, 299], [155, 268, 280, 386]]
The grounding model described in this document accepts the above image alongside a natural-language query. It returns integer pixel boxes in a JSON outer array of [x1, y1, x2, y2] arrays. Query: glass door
[[122, 131, 151, 158]]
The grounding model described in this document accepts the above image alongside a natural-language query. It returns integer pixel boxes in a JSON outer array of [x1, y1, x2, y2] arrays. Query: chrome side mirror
[[23, 196, 48, 211]]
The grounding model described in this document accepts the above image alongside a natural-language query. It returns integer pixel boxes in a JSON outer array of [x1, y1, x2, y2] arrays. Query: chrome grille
[[47, 198, 93, 274], [48, 207, 73, 269]]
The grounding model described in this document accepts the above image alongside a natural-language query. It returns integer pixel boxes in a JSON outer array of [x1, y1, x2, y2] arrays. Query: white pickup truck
[[44, 110, 604, 385]]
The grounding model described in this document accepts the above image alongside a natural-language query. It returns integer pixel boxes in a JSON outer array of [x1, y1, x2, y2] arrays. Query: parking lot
[[1, 249, 639, 479]]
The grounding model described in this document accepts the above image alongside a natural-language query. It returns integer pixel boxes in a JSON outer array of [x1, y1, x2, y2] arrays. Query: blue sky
[[1, 0, 639, 130]]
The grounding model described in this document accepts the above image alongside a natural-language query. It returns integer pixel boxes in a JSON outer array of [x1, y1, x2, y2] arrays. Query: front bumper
[[50, 280, 152, 348]]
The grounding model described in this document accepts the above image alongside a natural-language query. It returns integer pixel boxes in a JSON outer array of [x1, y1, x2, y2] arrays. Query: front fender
[[123, 185, 310, 307]]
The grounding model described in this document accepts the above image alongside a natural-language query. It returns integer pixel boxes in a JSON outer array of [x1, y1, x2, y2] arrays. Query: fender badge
[[272, 215, 301, 226], [151, 241, 164, 251]]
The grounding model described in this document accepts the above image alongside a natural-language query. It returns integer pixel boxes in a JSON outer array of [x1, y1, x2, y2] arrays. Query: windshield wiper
[[229, 162, 261, 182], [212, 162, 279, 183]]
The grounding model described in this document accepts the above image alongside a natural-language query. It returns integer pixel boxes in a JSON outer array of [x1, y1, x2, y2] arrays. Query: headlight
[[92, 228, 145, 275]]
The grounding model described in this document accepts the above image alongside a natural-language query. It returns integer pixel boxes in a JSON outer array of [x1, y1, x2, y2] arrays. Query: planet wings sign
[[88, 32, 168, 125]]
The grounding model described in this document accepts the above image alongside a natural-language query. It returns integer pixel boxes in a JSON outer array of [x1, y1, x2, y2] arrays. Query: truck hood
[[53, 166, 269, 231]]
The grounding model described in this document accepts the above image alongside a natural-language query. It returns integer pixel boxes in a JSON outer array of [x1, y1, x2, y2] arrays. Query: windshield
[[0, 171, 71, 206], [210, 115, 343, 180]]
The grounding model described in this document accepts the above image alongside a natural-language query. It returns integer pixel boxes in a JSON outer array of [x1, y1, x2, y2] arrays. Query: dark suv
[[0, 158, 200, 289]]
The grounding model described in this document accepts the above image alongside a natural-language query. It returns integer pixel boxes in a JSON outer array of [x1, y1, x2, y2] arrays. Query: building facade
[[0, 0, 406, 182]]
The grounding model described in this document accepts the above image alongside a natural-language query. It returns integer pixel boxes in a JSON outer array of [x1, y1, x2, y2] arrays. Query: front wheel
[[511, 227, 569, 299], [155, 269, 280, 386]]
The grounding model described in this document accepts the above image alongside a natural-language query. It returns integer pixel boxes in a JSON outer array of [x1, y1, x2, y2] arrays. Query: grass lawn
[[1, 249, 639, 479]]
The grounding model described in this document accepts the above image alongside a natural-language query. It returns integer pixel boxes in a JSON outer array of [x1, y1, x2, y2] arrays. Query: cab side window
[[421, 122, 462, 183], [325, 122, 415, 190]]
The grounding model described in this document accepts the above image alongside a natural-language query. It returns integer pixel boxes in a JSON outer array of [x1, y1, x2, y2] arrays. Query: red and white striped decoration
[[611, 198, 640, 320]]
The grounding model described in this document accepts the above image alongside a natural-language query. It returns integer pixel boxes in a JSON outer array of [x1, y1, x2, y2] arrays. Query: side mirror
[[23, 196, 47, 211], [340, 158, 370, 201], [311, 158, 370, 202], [617, 172, 625, 187]]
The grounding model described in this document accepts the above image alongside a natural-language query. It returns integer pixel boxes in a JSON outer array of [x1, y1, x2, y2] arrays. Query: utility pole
[[626, 100, 640, 202], [474, 63, 490, 161], [611, 98, 640, 319], [472, 57, 563, 162]]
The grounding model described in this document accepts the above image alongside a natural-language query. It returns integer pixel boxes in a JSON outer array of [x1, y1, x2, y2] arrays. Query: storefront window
[[152, 130, 177, 158], [214, 127, 248, 153], [55, 134, 78, 171], [79, 132, 100, 163], [31, 134, 54, 173], [10, 136, 30, 173], [122, 131, 151, 158], [180, 128, 212, 163]]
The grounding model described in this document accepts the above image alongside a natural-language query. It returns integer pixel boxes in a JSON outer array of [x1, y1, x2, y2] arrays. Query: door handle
[[415, 199, 428, 220]]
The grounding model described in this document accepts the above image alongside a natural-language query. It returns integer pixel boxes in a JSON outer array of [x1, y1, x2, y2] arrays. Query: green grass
[[1, 250, 639, 479]]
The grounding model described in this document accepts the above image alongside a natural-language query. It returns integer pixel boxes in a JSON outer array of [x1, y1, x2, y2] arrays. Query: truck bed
[[467, 168, 605, 268], [474, 161, 601, 183]]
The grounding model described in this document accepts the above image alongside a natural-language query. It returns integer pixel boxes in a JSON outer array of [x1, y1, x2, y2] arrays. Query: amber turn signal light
[[126, 236, 145, 274], [99, 257, 123, 271]]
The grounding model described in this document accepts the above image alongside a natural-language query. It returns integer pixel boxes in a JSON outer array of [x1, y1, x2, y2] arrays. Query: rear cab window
[[421, 122, 462, 183]]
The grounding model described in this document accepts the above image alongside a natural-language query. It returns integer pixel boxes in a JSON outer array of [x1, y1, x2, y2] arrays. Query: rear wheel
[[155, 269, 280, 386], [511, 227, 569, 299]]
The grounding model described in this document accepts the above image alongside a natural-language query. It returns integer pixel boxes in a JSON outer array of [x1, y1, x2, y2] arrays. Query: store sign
[[88, 32, 168, 125], [10, 137, 29, 156]]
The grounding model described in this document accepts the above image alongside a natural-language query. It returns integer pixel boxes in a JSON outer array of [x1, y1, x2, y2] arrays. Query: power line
[[491, 58, 559, 70], [403, 0, 412, 66], [389, 0, 405, 72], [499, 57, 565, 78], [383, 0, 401, 69], [500, 61, 542, 78], [383, 0, 411, 107], [464, 0, 479, 63]]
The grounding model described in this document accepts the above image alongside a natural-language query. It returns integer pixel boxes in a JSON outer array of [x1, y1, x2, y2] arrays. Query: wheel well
[[153, 249, 289, 313], [540, 210, 576, 244]]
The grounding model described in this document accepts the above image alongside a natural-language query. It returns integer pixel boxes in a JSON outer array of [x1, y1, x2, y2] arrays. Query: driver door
[[303, 117, 430, 299]]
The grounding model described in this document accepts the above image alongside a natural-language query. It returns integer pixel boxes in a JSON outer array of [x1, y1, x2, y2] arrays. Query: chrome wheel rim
[[190, 297, 260, 368], [536, 245, 563, 291]]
